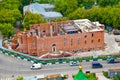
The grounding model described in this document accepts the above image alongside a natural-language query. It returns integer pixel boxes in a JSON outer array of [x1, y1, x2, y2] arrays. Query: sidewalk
[[96, 73, 109, 80]]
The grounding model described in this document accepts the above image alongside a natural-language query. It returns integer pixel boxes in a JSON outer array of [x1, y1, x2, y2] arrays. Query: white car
[[69, 61, 80, 66], [31, 63, 42, 69]]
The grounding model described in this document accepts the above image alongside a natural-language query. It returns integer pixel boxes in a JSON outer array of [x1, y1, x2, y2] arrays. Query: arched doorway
[[52, 44, 56, 53]]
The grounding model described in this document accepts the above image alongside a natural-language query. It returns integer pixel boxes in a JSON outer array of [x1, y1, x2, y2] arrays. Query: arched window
[[92, 33, 94, 37], [52, 44, 56, 53], [91, 40, 94, 43], [98, 39, 100, 42]]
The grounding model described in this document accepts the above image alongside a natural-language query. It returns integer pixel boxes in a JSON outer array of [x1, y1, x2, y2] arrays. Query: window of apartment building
[[78, 38, 80, 45], [98, 39, 100, 42], [71, 38, 73, 46], [92, 33, 94, 37], [64, 38, 66, 46]]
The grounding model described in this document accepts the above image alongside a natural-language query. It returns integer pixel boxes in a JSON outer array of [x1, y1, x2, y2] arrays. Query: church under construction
[[16, 19, 104, 56]]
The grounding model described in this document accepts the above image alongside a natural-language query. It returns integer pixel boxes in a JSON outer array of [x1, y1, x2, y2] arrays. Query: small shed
[[47, 74, 63, 80], [108, 68, 120, 78]]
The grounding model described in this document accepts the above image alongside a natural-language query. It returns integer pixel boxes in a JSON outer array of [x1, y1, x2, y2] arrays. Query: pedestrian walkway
[[0, 78, 15, 80], [96, 73, 109, 80]]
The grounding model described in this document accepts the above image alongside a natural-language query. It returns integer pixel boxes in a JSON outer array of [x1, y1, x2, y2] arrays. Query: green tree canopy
[[0, 23, 14, 37], [23, 12, 46, 29], [68, 8, 85, 20], [0, 9, 22, 24], [50, 17, 67, 22], [16, 76, 24, 80], [113, 74, 120, 80], [0, 0, 23, 38], [0, 0, 22, 10], [97, 0, 120, 7], [53, 0, 78, 16]]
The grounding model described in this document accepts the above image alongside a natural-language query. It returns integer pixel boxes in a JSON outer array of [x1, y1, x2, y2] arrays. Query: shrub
[[113, 74, 120, 80], [16, 76, 24, 80], [103, 71, 108, 78], [85, 73, 97, 80]]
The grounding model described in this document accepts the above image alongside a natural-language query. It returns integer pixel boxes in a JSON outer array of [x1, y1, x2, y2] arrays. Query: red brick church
[[17, 19, 104, 56]]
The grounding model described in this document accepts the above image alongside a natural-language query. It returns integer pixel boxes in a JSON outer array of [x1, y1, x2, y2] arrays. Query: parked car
[[31, 63, 42, 70], [69, 61, 79, 66], [107, 58, 120, 63], [92, 62, 103, 68]]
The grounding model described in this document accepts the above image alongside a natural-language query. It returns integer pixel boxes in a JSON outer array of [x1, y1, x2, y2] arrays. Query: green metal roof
[[74, 70, 88, 80]]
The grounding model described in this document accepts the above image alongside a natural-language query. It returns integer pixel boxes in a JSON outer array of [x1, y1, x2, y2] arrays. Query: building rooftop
[[61, 22, 79, 33], [23, 2, 63, 19], [41, 12, 63, 19], [73, 19, 103, 32], [109, 68, 120, 72], [38, 4, 55, 9], [59, 19, 103, 34]]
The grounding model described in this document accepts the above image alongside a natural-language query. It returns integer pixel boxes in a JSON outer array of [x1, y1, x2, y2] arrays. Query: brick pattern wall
[[18, 21, 104, 56]]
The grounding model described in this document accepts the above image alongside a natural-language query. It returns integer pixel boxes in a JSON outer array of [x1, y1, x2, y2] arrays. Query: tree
[[81, 0, 95, 9], [0, 0, 22, 10], [0, 0, 23, 38], [115, 2, 120, 8], [16, 76, 24, 80], [23, 12, 46, 29], [97, 0, 120, 7], [68, 8, 85, 20], [0, 23, 14, 38], [50, 17, 67, 22], [53, 0, 78, 16], [113, 74, 120, 80], [0, 9, 22, 24]]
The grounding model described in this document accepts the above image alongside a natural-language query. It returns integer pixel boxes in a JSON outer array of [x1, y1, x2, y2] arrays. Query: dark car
[[92, 62, 103, 68]]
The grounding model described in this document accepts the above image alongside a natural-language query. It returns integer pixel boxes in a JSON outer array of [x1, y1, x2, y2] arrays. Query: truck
[[92, 62, 103, 68], [107, 58, 120, 63], [31, 63, 42, 69]]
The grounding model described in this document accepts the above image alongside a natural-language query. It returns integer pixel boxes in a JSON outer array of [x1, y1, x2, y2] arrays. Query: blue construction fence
[[0, 48, 120, 65]]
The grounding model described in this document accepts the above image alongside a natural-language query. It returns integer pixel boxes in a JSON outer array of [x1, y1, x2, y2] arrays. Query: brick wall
[[18, 20, 105, 56], [26, 30, 104, 56]]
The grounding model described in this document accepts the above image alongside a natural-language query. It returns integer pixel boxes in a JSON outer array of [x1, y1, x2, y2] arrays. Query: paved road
[[0, 52, 120, 79]]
